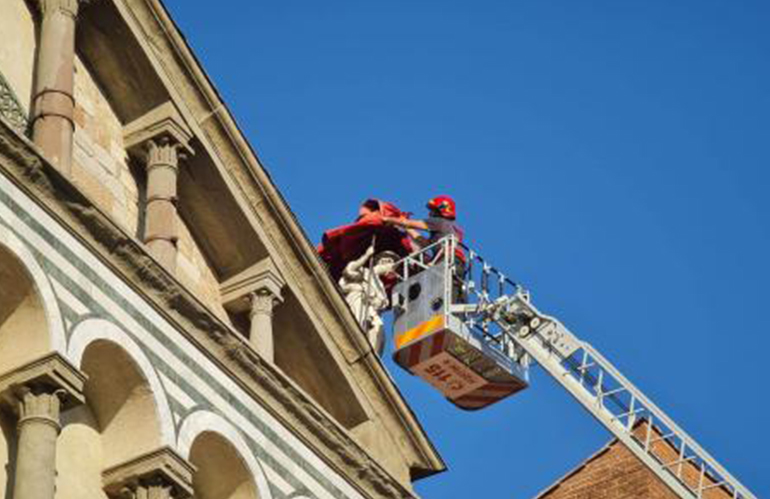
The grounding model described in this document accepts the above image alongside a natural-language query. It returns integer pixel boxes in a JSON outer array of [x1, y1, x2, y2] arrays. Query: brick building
[[535, 431, 734, 499]]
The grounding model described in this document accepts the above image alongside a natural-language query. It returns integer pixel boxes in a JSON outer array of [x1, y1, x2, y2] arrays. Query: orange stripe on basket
[[394, 315, 444, 349]]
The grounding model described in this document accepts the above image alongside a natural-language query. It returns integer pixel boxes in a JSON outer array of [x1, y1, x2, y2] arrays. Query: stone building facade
[[0, 1, 444, 498]]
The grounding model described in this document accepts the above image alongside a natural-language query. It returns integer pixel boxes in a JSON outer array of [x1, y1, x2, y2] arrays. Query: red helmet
[[427, 195, 457, 220]]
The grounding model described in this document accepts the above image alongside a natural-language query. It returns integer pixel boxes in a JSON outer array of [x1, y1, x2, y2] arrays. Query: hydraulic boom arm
[[496, 294, 755, 499], [391, 237, 756, 499]]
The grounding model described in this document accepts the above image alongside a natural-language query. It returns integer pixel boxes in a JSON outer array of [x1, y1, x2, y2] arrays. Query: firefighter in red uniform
[[383, 195, 467, 300]]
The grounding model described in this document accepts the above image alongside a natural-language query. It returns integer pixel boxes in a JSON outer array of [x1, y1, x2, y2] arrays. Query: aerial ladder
[[387, 236, 757, 499]]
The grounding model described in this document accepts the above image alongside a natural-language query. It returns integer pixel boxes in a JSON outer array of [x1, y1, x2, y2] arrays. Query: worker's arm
[[406, 228, 429, 246], [383, 217, 430, 231]]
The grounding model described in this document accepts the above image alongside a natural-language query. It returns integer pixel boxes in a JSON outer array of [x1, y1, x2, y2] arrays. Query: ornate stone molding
[[0, 12, 439, 492], [119, 0, 444, 489], [126, 0, 446, 486], [102, 447, 195, 499], [0, 72, 29, 133]]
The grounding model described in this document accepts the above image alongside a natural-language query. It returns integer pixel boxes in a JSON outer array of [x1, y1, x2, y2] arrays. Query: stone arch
[[0, 222, 66, 371], [56, 318, 175, 499], [55, 319, 176, 498], [66, 318, 175, 451], [178, 411, 272, 499]]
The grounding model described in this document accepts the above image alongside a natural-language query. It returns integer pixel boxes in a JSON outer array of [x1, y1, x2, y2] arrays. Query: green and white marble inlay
[[0, 170, 368, 499]]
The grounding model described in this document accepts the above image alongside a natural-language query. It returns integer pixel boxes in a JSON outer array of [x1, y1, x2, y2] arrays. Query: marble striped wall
[[0, 170, 366, 499]]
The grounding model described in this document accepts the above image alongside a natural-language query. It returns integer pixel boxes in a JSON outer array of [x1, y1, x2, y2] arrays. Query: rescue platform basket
[[391, 237, 530, 410]]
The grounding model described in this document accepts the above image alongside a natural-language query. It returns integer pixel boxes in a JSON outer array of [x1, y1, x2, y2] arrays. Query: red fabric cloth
[[317, 199, 414, 281]]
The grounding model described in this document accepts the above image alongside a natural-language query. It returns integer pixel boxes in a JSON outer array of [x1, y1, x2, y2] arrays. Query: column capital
[[38, 0, 81, 18], [102, 447, 195, 499], [0, 352, 87, 415], [221, 258, 285, 360], [220, 256, 285, 315], [144, 140, 184, 172], [249, 289, 281, 318], [16, 390, 66, 433], [123, 102, 194, 162]]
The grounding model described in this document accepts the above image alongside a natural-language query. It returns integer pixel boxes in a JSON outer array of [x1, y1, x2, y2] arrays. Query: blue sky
[[166, 1, 769, 497]]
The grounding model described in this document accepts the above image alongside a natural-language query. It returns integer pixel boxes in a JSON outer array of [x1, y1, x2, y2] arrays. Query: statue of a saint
[[339, 245, 399, 356]]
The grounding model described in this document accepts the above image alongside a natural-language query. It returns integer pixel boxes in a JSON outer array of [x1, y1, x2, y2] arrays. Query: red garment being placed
[[317, 199, 414, 281]]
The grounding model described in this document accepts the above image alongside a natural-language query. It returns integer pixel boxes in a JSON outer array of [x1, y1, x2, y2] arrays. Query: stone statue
[[339, 245, 399, 356]]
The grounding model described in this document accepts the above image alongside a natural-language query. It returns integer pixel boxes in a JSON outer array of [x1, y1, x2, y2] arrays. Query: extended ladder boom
[[393, 237, 756, 499], [506, 297, 755, 499]]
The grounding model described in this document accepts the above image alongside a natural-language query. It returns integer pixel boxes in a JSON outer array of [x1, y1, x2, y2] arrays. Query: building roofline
[[140, 0, 445, 477], [531, 439, 617, 499]]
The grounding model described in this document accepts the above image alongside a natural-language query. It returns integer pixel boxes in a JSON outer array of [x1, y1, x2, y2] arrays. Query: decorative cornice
[[0, 71, 29, 133], [0, 116, 420, 498], [2, 0, 446, 490], [128, 0, 445, 483]]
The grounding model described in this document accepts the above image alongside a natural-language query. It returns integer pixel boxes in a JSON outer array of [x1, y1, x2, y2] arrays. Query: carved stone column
[[14, 390, 64, 499], [30, 0, 81, 174], [0, 354, 86, 499], [220, 257, 285, 362], [102, 447, 194, 499], [248, 286, 282, 361], [124, 103, 193, 273], [143, 138, 183, 271]]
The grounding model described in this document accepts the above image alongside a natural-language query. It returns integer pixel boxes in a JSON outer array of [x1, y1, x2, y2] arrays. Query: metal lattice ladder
[[507, 301, 754, 499], [413, 236, 757, 499]]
